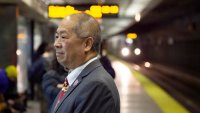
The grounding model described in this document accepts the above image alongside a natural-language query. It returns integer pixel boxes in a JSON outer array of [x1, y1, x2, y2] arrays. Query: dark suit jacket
[[42, 70, 65, 111], [50, 59, 120, 113]]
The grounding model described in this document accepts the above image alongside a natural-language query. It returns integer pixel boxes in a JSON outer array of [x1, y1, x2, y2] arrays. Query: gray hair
[[69, 13, 101, 53]]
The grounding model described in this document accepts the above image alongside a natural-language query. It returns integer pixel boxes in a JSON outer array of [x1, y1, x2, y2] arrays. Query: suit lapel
[[54, 77, 82, 112], [53, 59, 102, 113]]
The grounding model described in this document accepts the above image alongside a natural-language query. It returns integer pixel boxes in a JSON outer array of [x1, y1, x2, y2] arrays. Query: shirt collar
[[67, 56, 98, 86]]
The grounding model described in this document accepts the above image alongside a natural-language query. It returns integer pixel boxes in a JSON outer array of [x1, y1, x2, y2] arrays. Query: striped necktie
[[54, 78, 69, 110]]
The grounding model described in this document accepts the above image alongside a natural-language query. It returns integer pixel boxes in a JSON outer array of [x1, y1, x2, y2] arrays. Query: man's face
[[54, 19, 86, 69]]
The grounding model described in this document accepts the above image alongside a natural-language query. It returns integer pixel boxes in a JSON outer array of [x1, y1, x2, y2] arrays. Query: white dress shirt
[[67, 56, 98, 86]]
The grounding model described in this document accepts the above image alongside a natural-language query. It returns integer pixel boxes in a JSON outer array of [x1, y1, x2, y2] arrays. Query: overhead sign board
[[48, 4, 119, 19]]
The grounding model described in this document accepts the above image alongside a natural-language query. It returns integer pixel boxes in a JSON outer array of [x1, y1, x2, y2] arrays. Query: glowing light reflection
[[126, 38, 133, 44], [144, 62, 151, 68], [16, 49, 22, 55], [135, 13, 141, 22], [112, 61, 142, 113], [121, 47, 130, 57], [133, 65, 140, 71], [134, 48, 141, 55]]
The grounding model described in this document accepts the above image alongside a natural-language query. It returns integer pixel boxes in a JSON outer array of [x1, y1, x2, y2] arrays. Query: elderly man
[[51, 13, 120, 113]]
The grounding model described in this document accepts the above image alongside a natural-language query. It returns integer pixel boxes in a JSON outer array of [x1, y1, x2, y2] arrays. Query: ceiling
[[43, 0, 161, 39], [101, 0, 161, 38], [121, 0, 200, 35]]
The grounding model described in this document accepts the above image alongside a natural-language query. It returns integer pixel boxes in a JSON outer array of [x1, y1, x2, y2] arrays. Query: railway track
[[137, 64, 200, 113]]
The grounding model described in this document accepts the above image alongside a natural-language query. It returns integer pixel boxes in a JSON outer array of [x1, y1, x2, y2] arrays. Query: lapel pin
[[73, 80, 79, 86]]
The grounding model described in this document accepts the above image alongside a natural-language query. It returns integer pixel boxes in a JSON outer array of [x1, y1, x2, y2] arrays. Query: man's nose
[[54, 39, 62, 48]]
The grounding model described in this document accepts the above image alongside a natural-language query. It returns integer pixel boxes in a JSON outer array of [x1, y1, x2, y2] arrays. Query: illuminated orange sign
[[48, 5, 119, 18], [127, 33, 137, 39]]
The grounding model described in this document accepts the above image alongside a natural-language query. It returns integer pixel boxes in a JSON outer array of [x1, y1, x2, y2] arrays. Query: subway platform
[[113, 60, 162, 113], [112, 59, 190, 113], [26, 59, 190, 113]]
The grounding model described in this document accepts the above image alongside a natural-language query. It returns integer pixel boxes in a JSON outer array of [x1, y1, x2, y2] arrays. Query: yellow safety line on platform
[[122, 61, 190, 113]]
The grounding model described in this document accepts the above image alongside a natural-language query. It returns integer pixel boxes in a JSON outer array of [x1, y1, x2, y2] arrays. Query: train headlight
[[121, 47, 130, 57]]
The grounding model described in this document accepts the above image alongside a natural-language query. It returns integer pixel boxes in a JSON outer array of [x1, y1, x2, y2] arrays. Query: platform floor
[[112, 61, 163, 113]]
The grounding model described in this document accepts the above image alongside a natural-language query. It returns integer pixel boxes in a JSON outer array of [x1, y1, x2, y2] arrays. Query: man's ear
[[84, 37, 93, 52]]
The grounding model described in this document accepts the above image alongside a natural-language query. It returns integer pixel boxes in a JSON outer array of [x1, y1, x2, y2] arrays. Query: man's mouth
[[56, 51, 64, 56]]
